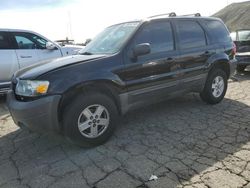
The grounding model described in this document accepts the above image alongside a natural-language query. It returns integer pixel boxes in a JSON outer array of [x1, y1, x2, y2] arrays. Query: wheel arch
[[57, 80, 124, 129], [209, 59, 230, 79]]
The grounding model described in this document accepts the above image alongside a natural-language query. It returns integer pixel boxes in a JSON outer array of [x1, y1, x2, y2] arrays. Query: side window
[[205, 20, 231, 43], [15, 35, 36, 49], [176, 20, 206, 49], [0, 32, 11, 49], [13, 32, 48, 49], [134, 21, 174, 53]]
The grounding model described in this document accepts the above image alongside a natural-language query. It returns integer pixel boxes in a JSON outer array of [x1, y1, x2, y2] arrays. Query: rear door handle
[[20, 55, 32, 58]]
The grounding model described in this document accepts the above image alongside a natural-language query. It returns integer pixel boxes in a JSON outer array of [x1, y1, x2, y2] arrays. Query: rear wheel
[[236, 65, 247, 72], [63, 92, 118, 147], [200, 69, 228, 104]]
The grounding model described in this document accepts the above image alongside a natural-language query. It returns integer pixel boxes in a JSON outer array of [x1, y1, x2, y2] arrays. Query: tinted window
[[134, 21, 174, 53], [205, 20, 231, 43], [176, 20, 206, 49], [13, 32, 47, 49], [0, 32, 11, 49]]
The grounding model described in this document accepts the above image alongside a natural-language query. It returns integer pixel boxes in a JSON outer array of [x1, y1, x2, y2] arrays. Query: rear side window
[[0, 32, 11, 49], [176, 20, 206, 49], [205, 20, 231, 43], [134, 21, 174, 53]]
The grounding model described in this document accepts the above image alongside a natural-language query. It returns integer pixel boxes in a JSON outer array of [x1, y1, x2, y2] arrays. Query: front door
[[11, 32, 61, 69], [122, 20, 181, 104]]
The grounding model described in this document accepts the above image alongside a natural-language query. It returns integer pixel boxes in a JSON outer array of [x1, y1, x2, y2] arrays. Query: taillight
[[232, 42, 237, 56]]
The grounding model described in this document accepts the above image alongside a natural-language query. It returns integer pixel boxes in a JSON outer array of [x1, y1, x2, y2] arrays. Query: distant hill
[[213, 1, 250, 32]]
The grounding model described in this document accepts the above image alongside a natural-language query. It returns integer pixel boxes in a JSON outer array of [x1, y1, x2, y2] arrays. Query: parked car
[[0, 29, 84, 93], [7, 13, 236, 147], [230, 29, 250, 72]]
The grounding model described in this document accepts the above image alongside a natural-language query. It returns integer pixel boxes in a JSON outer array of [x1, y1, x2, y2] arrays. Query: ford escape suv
[[7, 13, 237, 147]]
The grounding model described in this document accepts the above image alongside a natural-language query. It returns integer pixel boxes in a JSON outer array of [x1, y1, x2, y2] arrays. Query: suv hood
[[14, 55, 106, 80]]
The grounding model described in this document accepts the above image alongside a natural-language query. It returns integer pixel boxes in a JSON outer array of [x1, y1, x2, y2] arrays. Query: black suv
[[7, 13, 237, 146]]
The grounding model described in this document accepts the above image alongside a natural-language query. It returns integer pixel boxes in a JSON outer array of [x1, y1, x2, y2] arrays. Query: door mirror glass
[[46, 42, 57, 50], [133, 43, 151, 58]]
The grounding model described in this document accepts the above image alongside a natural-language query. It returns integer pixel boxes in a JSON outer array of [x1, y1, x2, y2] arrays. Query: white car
[[0, 29, 84, 93]]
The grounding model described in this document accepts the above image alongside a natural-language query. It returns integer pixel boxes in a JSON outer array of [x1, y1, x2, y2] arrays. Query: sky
[[0, 0, 247, 43]]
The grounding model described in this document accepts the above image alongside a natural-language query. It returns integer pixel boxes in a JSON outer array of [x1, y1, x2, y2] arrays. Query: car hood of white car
[[60, 45, 85, 55]]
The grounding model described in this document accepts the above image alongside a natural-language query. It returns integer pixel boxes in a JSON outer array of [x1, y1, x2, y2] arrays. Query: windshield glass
[[238, 30, 250, 41], [79, 22, 140, 55]]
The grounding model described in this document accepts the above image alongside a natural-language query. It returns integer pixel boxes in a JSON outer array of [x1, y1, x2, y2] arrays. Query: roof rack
[[180, 13, 201, 17], [148, 12, 176, 18]]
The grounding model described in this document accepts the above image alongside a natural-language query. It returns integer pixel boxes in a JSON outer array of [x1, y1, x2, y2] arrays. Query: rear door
[[122, 20, 181, 104], [174, 19, 210, 90], [0, 31, 19, 86]]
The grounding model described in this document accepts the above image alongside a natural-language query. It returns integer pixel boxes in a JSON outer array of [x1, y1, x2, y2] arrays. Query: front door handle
[[204, 51, 211, 55], [166, 57, 174, 61], [20, 55, 32, 58]]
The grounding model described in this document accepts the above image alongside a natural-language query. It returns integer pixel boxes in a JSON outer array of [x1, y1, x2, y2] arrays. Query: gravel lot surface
[[0, 71, 250, 188]]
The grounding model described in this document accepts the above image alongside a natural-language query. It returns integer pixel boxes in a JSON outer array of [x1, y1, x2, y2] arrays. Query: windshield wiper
[[79, 51, 93, 55]]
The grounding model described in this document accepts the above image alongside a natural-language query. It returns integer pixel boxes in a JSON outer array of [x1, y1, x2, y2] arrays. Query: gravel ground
[[0, 71, 250, 188]]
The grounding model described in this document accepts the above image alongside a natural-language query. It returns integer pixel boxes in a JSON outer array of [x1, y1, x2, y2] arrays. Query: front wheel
[[200, 69, 228, 104], [63, 93, 118, 147]]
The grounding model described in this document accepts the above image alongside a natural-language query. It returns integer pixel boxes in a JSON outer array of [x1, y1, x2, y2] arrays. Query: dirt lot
[[0, 72, 250, 188]]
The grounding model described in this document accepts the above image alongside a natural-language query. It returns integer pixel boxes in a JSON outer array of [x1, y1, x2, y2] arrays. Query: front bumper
[[7, 91, 61, 133]]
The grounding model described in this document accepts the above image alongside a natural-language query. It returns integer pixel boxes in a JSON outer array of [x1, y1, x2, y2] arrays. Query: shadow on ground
[[234, 67, 250, 81], [0, 95, 8, 118]]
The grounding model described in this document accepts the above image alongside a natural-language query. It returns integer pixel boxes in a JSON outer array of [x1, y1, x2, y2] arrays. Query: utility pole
[[67, 11, 73, 41]]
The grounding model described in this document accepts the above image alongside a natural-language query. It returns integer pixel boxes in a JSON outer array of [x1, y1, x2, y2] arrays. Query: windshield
[[79, 22, 140, 55]]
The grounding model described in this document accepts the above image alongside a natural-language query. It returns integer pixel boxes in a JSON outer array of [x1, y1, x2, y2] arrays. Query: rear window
[[0, 32, 11, 49], [238, 30, 250, 41], [176, 20, 206, 49], [205, 20, 231, 43]]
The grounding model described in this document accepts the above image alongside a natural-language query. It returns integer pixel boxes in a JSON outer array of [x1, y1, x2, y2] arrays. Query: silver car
[[0, 29, 83, 93]]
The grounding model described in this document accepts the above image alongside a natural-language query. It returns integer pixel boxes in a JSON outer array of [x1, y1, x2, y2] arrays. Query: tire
[[63, 92, 118, 147], [236, 65, 247, 72], [200, 69, 228, 104]]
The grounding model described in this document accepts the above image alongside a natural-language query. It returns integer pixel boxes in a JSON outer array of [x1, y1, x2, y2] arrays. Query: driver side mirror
[[46, 42, 57, 50], [131, 43, 151, 61]]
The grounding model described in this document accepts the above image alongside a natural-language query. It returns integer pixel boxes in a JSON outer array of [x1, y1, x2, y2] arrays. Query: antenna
[[148, 12, 176, 19]]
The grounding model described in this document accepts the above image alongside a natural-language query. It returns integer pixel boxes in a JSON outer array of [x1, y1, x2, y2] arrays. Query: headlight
[[16, 80, 50, 97]]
